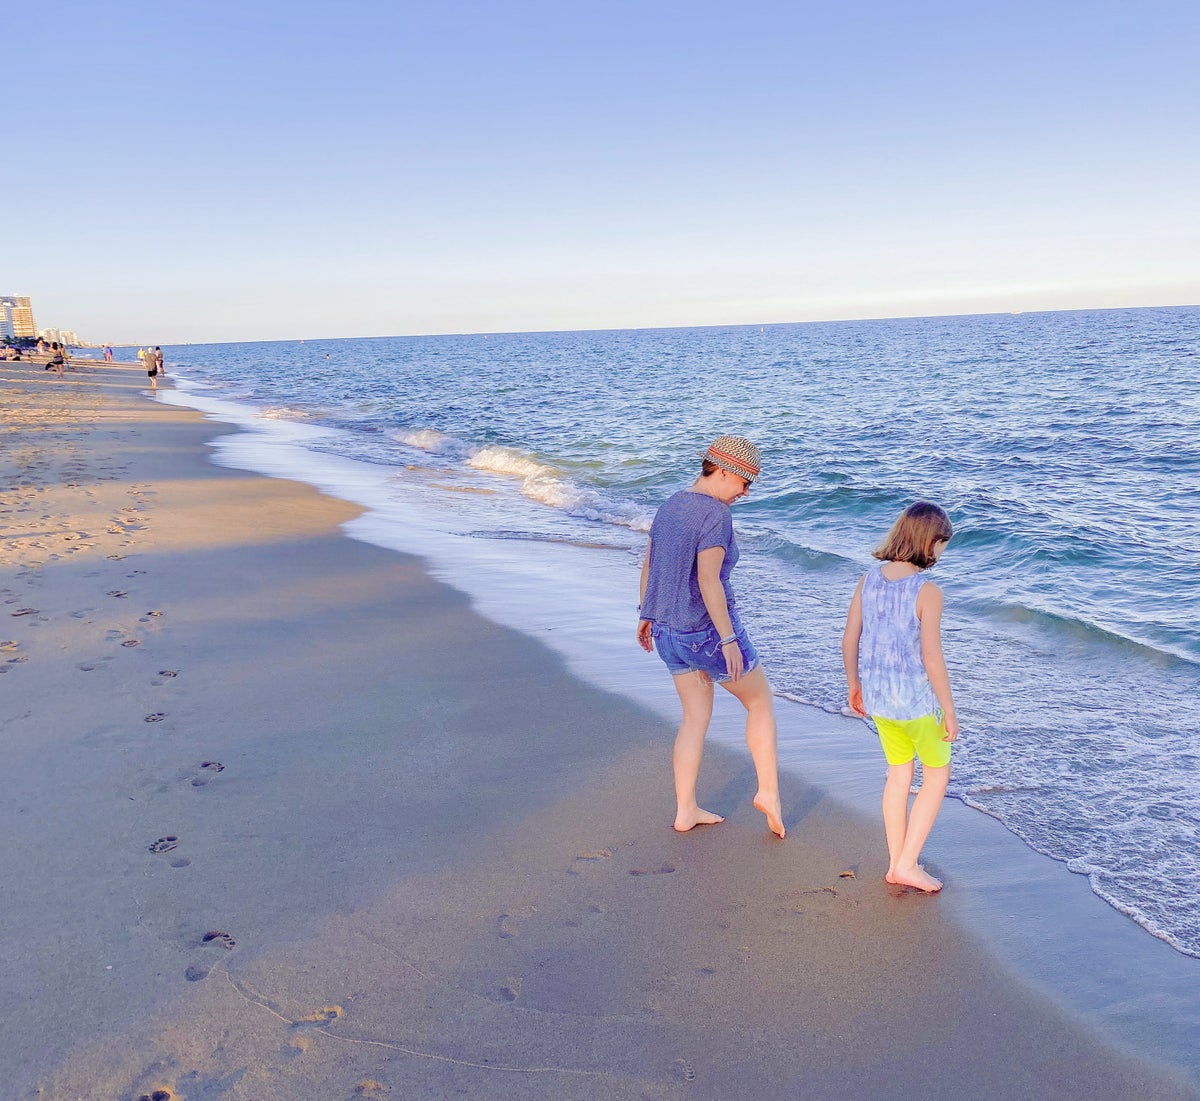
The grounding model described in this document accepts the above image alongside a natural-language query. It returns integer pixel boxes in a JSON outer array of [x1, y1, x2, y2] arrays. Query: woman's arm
[[842, 577, 867, 716], [637, 539, 654, 651], [696, 545, 742, 680], [917, 582, 959, 739]]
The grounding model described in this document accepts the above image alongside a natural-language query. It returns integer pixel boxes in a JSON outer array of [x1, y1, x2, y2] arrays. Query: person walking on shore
[[140, 346, 158, 390], [637, 435, 785, 837], [842, 502, 959, 892], [154, 346, 164, 376]]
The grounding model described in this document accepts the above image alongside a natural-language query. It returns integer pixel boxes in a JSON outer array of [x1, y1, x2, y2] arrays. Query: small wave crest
[[990, 599, 1200, 667], [463, 445, 652, 532], [397, 428, 453, 451]]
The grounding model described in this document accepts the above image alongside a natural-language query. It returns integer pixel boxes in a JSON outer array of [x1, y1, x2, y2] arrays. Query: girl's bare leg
[[887, 762, 949, 892], [671, 670, 723, 831], [882, 761, 915, 875], [720, 666, 784, 837]]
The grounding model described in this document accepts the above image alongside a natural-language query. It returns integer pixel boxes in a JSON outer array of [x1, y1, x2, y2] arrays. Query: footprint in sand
[[629, 864, 676, 876], [144, 712, 167, 723], [106, 590, 128, 599], [354, 1082, 391, 1098], [121, 639, 140, 648], [137, 1090, 175, 1101], [500, 975, 523, 1001], [10, 608, 38, 617], [149, 836, 179, 853], [496, 914, 518, 939], [202, 930, 236, 950], [157, 669, 178, 678], [286, 1006, 344, 1040], [190, 762, 225, 787], [675, 1058, 697, 1082], [105, 554, 125, 561]]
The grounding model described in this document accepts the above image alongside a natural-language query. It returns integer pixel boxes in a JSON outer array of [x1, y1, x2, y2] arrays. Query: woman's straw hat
[[698, 435, 761, 482]]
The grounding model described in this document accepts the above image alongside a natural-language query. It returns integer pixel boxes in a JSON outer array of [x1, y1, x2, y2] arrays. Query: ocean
[[142, 305, 1200, 958]]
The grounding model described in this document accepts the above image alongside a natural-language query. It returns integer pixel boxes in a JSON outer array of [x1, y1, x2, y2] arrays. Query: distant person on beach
[[154, 346, 164, 375], [46, 342, 65, 377], [140, 346, 159, 389], [842, 502, 959, 893], [637, 435, 785, 838], [104, 346, 113, 362]]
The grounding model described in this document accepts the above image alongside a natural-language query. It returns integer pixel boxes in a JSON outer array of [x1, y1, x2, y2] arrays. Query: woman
[[637, 435, 784, 837]]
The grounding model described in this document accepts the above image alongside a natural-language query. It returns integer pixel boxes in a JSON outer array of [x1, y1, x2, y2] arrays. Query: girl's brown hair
[[873, 501, 953, 569]]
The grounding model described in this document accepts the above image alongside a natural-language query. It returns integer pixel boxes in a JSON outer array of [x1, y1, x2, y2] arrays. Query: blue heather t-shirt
[[641, 490, 738, 631]]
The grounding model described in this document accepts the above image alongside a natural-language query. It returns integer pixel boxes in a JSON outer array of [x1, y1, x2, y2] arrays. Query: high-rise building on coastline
[[1, 295, 38, 339]]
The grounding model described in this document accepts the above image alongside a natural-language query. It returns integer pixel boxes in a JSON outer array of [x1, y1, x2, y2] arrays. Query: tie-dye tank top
[[858, 564, 938, 721]]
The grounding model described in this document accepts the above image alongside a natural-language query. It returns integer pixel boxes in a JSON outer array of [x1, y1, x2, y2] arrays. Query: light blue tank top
[[858, 564, 938, 721]]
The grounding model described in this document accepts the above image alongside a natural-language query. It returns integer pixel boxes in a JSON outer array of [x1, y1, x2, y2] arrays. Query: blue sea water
[[144, 306, 1200, 957]]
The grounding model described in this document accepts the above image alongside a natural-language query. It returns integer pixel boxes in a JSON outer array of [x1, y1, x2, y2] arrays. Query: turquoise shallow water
[[144, 305, 1200, 956]]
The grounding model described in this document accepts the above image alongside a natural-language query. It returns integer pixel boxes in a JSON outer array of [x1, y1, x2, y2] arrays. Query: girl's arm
[[842, 577, 868, 716], [637, 539, 654, 651], [917, 581, 959, 739], [696, 545, 742, 680]]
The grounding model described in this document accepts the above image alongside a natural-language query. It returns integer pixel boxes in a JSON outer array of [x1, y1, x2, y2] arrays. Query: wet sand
[[1, 357, 1196, 1100]]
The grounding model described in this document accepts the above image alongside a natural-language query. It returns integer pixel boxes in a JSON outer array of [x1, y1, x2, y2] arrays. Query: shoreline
[[2, 359, 1196, 1099]]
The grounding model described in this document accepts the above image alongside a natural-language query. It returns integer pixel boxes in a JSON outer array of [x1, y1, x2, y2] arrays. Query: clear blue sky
[[8, 1, 1198, 343]]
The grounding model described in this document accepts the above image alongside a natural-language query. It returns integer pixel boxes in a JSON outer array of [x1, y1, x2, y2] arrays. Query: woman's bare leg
[[671, 670, 723, 831], [720, 666, 784, 837]]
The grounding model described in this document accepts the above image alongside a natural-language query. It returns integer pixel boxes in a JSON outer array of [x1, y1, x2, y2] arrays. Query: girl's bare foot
[[753, 793, 786, 838], [886, 865, 943, 892], [674, 808, 725, 832]]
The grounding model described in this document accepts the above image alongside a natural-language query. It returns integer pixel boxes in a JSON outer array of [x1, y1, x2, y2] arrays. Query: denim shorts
[[651, 610, 760, 683]]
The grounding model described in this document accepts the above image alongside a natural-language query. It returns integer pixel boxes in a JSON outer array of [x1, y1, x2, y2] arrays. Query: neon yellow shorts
[[873, 712, 952, 769]]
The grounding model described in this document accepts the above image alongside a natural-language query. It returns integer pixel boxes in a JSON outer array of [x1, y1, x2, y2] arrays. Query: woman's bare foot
[[753, 793, 786, 838], [674, 808, 725, 832], [885, 865, 943, 892]]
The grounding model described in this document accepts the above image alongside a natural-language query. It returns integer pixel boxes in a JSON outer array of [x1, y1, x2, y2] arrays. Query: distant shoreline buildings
[[2, 294, 84, 346], [1, 295, 37, 339]]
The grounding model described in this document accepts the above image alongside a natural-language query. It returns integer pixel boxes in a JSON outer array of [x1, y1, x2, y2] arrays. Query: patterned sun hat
[[697, 435, 761, 482]]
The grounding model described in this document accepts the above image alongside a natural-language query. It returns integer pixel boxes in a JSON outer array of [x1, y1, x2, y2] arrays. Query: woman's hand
[[637, 618, 654, 653], [721, 638, 744, 681], [847, 684, 868, 717]]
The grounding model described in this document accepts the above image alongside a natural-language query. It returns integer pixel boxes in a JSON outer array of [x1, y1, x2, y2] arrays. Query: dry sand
[[2, 358, 1196, 1100]]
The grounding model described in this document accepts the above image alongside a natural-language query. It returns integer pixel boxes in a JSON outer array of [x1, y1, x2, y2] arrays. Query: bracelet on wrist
[[719, 634, 737, 646]]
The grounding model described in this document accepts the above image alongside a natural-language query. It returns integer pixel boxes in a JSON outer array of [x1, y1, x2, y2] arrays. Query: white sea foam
[[467, 443, 556, 480], [397, 428, 451, 451]]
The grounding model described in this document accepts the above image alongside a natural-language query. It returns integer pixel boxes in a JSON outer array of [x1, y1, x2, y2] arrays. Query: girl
[[842, 502, 958, 892]]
